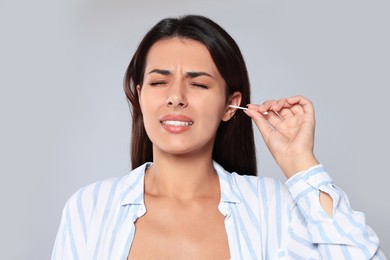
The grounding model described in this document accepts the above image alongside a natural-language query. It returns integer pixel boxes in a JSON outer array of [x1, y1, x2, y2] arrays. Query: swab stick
[[229, 105, 269, 115]]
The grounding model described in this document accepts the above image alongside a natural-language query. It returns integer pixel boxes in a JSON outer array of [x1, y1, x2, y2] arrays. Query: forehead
[[145, 38, 219, 74]]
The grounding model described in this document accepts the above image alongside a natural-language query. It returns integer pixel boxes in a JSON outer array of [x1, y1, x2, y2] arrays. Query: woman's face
[[138, 37, 241, 157]]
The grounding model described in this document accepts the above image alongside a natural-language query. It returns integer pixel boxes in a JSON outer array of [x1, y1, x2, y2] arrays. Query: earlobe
[[222, 91, 242, 122]]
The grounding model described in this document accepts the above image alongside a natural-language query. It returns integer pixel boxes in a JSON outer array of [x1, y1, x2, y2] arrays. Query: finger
[[290, 104, 304, 115], [287, 96, 315, 115], [243, 107, 273, 141], [264, 98, 291, 124], [269, 98, 294, 111], [266, 110, 285, 128], [248, 100, 292, 124], [247, 100, 276, 115], [276, 99, 304, 116], [277, 107, 295, 119]]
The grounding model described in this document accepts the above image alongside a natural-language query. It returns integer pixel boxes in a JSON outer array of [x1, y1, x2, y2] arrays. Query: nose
[[166, 82, 188, 108]]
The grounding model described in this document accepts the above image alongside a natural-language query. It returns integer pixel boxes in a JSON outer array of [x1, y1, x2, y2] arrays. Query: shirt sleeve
[[284, 164, 386, 259]]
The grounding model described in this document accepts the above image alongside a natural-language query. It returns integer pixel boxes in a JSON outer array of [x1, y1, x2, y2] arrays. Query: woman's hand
[[244, 96, 319, 178]]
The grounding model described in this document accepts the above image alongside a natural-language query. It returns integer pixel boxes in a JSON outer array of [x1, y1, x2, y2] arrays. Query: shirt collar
[[120, 162, 151, 206], [119, 161, 242, 206], [213, 161, 242, 204]]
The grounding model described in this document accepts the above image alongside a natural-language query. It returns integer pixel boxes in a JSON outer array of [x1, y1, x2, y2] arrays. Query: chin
[[158, 146, 197, 155], [153, 141, 213, 157]]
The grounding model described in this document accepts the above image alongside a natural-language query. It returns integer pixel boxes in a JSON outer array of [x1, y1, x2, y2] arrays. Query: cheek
[[141, 106, 161, 146], [141, 104, 158, 126], [139, 88, 161, 115], [139, 92, 159, 131], [198, 99, 226, 128]]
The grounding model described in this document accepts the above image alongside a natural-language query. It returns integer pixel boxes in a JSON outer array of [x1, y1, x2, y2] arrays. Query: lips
[[160, 114, 194, 133], [162, 120, 193, 126]]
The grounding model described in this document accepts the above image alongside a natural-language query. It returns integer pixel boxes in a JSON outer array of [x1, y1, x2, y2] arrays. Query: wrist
[[279, 153, 319, 179]]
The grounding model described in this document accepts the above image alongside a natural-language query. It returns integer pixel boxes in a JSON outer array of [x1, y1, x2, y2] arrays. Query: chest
[[86, 198, 266, 259], [127, 198, 230, 259]]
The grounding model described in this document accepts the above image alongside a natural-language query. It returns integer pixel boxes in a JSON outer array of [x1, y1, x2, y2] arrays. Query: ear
[[222, 91, 242, 122], [136, 85, 142, 111]]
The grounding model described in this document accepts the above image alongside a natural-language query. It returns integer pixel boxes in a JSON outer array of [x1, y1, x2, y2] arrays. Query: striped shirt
[[52, 162, 386, 259]]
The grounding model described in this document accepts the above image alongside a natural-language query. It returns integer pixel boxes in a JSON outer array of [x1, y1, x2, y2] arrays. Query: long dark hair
[[124, 15, 257, 176]]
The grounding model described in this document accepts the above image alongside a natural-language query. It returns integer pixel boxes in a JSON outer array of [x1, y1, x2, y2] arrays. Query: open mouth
[[161, 120, 194, 126]]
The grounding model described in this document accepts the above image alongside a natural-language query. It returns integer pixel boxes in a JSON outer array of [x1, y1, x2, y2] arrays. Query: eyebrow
[[148, 69, 171, 75], [148, 69, 214, 79]]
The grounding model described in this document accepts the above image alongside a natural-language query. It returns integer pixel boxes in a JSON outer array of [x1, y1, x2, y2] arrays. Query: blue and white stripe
[[52, 162, 386, 259]]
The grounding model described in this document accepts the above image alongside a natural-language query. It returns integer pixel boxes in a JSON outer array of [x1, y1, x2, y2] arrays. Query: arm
[[285, 164, 385, 259], [244, 96, 385, 258], [244, 96, 332, 215]]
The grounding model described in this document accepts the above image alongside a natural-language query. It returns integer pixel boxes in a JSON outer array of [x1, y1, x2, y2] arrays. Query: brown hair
[[124, 15, 257, 176]]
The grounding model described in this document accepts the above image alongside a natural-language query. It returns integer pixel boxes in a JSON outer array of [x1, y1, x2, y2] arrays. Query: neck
[[145, 148, 219, 200]]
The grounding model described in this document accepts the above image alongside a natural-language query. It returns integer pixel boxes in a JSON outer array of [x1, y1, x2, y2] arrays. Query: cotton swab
[[228, 105, 247, 110], [229, 105, 269, 115]]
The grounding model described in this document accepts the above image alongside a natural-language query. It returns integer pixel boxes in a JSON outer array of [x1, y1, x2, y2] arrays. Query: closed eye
[[149, 81, 167, 86], [191, 83, 208, 89]]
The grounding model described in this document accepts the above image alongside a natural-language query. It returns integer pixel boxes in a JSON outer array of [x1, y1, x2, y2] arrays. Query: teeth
[[162, 120, 193, 126]]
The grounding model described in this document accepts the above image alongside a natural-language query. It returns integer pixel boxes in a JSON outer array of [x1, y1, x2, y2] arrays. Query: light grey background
[[1, 0, 389, 259]]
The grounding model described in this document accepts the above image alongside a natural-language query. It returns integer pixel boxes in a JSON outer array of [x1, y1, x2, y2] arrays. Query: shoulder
[[213, 161, 291, 206], [232, 172, 291, 204], [63, 175, 126, 218], [63, 163, 148, 217]]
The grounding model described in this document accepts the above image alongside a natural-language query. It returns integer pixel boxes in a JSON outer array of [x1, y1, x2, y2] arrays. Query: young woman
[[52, 15, 386, 259]]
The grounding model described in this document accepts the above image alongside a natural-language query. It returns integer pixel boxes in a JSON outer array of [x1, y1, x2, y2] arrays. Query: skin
[[127, 38, 332, 259]]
